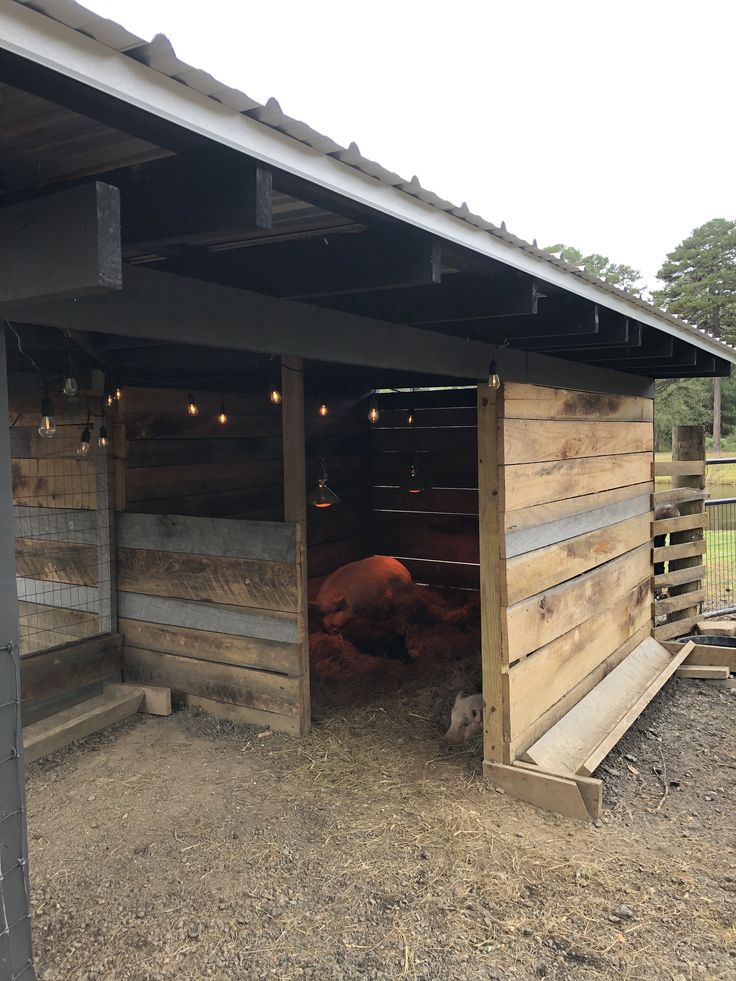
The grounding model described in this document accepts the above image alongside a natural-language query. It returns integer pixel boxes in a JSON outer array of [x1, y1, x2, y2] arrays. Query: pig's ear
[[336, 595, 348, 610], [454, 692, 463, 707]]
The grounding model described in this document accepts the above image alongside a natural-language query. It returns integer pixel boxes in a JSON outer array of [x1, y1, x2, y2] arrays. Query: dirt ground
[[26, 650, 736, 981]]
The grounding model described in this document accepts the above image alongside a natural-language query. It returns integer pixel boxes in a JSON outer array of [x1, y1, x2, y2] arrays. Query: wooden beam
[[526, 317, 638, 352], [0, 182, 121, 304], [117, 149, 271, 251], [1, 263, 654, 394], [483, 761, 593, 821], [160, 228, 442, 298], [425, 297, 598, 341], [675, 665, 730, 680]]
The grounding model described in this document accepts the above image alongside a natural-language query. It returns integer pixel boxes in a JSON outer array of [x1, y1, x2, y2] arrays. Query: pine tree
[[544, 244, 645, 296], [654, 219, 736, 449]]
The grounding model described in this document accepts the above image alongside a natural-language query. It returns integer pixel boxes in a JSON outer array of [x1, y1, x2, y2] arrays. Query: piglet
[[315, 555, 413, 632], [444, 693, 484, 743]]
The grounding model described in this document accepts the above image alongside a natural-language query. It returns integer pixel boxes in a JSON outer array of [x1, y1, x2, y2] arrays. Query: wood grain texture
[[675, 665, 730, 679], [123, 647, 299, 716], [501, 419, 653, 466], [652, 512, 709, 536], [21, 633, 122, 703], [13, 505, 97, 544], [652, 487, 709, 507], [508, 580, 651, 736], [503, 482, 652, 535], [652, 540, 706, 564], [483, 762, 590, 820], [117, 546, 298, 613], [502, 453, 652, 511], [11, 458, 96, 509], [503, 384, 653, 422], [654, 460, 705, 477], [652, 616, 696, 641], [15, 537, 97, 586], [663, 640, 736, 669], [117, 512, 297, 563], [16, 577, 98, 611], [503, 512, 652, 606], [504, 543, 652, 663], [654, 590, 705, 617], [653, 564, 706, 590], [119, 618, 300, 676], [185, 694, 301, 736]]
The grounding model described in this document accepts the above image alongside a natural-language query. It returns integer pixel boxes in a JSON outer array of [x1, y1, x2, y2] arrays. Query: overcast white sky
[[84, 0, 735, 293]]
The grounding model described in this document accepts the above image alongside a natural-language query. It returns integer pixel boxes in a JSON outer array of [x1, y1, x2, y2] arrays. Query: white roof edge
[[2, 0, 734, 367]]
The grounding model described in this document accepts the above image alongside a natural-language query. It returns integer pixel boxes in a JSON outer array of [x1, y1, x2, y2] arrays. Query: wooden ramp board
[[483, 761, 602, 821], [522, 638, 695, 777], [675, 665, 730, 680], [23, 687, 144, 763], [663, 639, 736, 670]]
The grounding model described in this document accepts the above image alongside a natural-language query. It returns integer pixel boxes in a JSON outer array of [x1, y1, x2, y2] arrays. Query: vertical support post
[[96, 424, 117, 636], [477, 385, 509, 764], [0, 330, 35, 979], [281, 355, 310, 734], [670, 425, 706, 624]]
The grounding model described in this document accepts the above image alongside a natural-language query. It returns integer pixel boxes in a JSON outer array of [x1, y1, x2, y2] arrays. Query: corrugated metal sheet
[[8, 0, 735, 359]]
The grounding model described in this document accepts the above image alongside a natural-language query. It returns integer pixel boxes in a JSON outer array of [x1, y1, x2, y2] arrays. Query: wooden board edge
[[104, 680, 172, 715], [483, 760, 592, 821], [185, 694, 301, 736], [674, 665, 730, 680]]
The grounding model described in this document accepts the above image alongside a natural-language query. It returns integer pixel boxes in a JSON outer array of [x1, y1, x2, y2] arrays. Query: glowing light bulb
[[77, 426, 91, 458], [488, 359, 501, 391], [368, 399, 380, 424], [318, 403, 328, 417], [38, 395, 56, 439], [217, 406, 228, 425], [270, 386, 282, 405], [98, 423, 109, 449], [187, 395, 199, 417], [407, 410, 415, 426], [404, 461, 426, 495], [105, 392, 115, 408], [114, 387, 122, 401], [309, 459, 340, 509], [63, 375, 79, 399]]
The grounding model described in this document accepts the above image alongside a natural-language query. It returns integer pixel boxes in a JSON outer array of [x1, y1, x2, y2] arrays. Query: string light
[[63, 373, 79, 399], [77, 416, 91, 458], [318, 402, 329, 417], [403, 460, 426, 495], [368, 396, 380, 424], [309, 458, 340, 509], [105, 391, 115, 408], [217, 397, 228, 425], [98, 418, 109, 449], [407, 409, 415, 427], [114, 386, 122, 401], [269, 384, 282, 405], [187, 393, 199, 417], [488, 359, 501, 390], [37, 391, 56, 439]]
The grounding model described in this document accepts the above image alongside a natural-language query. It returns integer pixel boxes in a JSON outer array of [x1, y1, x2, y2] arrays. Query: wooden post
[[669, 425, 706, 624], [477, 385, 509, 764], [96, 425, 118, 635], [0, 330, 35, 975], [281, 355, 310, 734]]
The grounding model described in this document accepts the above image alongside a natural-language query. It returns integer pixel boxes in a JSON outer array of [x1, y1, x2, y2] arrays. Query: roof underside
[[0, 0, 732, 384]]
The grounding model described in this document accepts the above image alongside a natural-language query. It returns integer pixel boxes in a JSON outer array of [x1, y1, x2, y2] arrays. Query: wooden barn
[[0, 1, 734, 973]]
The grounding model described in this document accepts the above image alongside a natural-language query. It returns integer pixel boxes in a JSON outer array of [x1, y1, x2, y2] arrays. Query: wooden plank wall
[[116, 512, 307, 734], [371, 388, 479, 590], [490, 382, 655, 762], [9, 393, 103, 654], [305, 394, 375, 590]]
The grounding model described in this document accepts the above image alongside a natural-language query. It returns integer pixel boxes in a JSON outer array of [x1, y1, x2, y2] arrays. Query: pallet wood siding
[[372, 388, 480, 590], [10, 393, 105, 654], [116, 512, 306, 734], [494, 382, 655, 761], [306, 396, 375, 593]]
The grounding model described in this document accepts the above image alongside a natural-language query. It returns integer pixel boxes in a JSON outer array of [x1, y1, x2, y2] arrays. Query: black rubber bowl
[[677, 634, 736, 648]]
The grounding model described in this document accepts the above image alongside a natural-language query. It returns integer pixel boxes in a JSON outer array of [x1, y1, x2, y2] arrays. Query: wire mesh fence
[[10, 393, 112, 656], [704, 496, 736, 614]]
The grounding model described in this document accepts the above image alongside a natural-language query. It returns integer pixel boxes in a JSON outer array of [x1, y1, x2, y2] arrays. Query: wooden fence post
[[669, 425, 706, 624]]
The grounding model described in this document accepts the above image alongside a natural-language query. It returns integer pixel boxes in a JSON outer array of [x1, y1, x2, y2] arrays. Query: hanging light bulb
[[98, 419, 109, 449], [114, 386, 122, 401], [217, 399, 228, 425], [105, 390, 115, 408], [38, 393, 56, 439], [187, 393, 199, 417], [488, 359, 501, 391], [269, 384, 282, 405], [318, 402, 329, 417], [368, 396, 380, 424], [77, 420, 91, 458], [403, 459, 426, 495], [407, 409, 415, 427], [63, 374, 79, 399], [309, 458, 340, 509]]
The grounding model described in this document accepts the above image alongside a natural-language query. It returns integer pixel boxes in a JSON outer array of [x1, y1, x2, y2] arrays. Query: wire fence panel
[[10, 395, 112, 656], [704, 497, 736, 613]]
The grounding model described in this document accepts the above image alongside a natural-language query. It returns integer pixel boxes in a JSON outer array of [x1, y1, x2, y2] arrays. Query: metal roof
[[3, 0, 735, 367]]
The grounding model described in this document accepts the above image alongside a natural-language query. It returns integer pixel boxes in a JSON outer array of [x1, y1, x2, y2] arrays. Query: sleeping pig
[[444, 693, 484, 743], [314, 555, 413, 632]]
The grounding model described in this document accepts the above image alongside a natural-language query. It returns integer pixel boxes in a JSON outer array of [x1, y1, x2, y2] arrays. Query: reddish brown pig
[[444, 693, 483, 743], [314, 555, 413, 632]]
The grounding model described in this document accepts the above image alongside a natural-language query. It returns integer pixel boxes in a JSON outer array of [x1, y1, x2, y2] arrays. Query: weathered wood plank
[[675, 665, 730, 680], [96, 439, 117, 634], [504, 482, 652, 535], [18, 602, 99, 656], [654, 460, 705, 477], [13, 505, 98, 544], [185, 694, 301, 736], [652, 487, 710, 507], [653, 564, 706, 590], [508, 581, 651, 737], [652, 617, 696, 641], [104, 681, 172, 715], [695, 620, 736, 637], [501, 419, 653, 466], [503, 384, 653, 422], [11, 458, 96, 509], [14, 538, 97, 586], [504, 493, 651, 559], [16, 577, 98, 611], [117, 592, 300, 644], [375, 511, 479, 564], [125, 458, 284, 503], [23, 687, 142, 764], [502, 453, 652, 511], [654, 589, 705, 617], [652, 540, 706, 564], [20, 633, 122, 703], [117, 547, 298, 613], [483, 761, 591, 820], [123, 647, 299, 716], [504, 512, 652, 606], [504, 543, 652, 663], [117, 512, 297, 563], [662, 641, 736, 669], [652, 512, 709, 536], [373, 486, 478, 515], [119, 618, 300, 676]]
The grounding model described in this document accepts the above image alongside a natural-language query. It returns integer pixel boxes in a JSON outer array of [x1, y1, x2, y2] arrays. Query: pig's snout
[[444, 693, 483, 743], [323, 608, 350, 633]]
